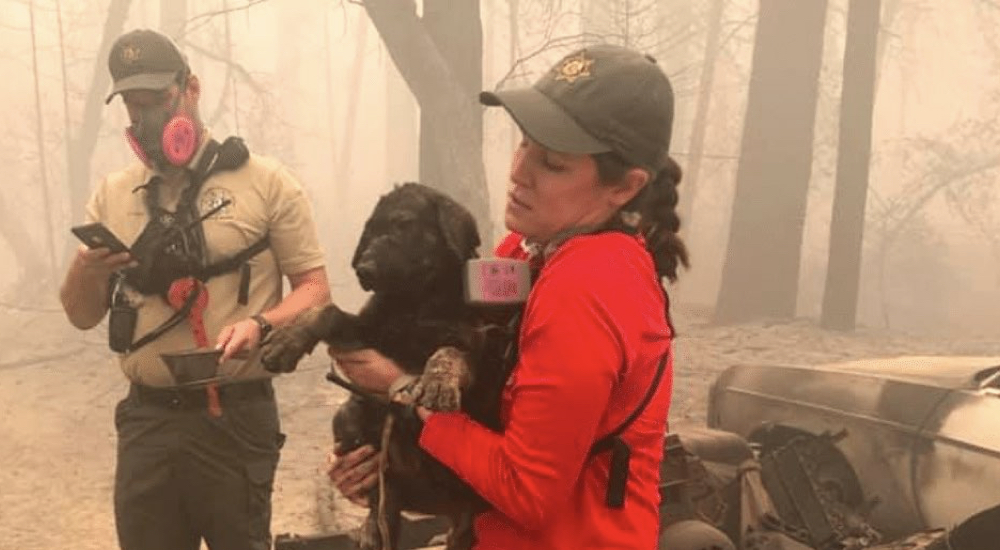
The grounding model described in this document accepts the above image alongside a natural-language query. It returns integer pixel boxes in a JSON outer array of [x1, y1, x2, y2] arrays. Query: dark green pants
[[114, 380, 284, 550]]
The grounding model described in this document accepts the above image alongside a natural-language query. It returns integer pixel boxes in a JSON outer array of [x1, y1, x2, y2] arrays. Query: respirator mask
[[125, 79, 198, 170]]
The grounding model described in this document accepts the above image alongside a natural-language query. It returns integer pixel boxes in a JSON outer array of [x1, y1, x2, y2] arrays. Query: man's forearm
[[60, 267, 110, 330], [260, 267, 331, 327]]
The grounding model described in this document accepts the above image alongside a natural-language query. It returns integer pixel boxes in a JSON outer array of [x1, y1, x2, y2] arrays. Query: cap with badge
[[480, 44, 674, 173], [106, 29, 190, 104]]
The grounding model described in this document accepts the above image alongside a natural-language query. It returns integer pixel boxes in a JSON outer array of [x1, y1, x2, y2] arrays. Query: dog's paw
[[259, 324, 316, 373], [353, 517, 383, 550], [259, 307, 327, 373], [410, 347, 471, 412]]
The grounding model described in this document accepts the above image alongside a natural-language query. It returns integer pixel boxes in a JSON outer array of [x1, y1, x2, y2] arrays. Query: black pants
[[114, 380, 284, 550]]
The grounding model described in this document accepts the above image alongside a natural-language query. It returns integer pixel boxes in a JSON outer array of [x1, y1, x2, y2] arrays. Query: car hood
[[805, 355, 1000, 390]]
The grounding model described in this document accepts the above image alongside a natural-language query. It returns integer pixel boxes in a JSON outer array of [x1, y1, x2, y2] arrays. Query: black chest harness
[[109, 136, 271, 353]]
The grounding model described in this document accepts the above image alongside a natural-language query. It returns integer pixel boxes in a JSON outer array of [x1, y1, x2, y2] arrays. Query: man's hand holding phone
[[60, 225, 139, 330], [73, 245, 135, 279], [69, 223, 136, 283], [71, 222, 130, 254]]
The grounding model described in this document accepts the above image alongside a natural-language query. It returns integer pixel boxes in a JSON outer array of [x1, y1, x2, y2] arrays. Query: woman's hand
[[326, 445, 379, 507], [328, 347, 407, 394]]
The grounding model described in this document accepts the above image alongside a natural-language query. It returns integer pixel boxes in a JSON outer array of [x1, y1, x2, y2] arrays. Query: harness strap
[[128, 284, 201, 352], [325, 369, 421, 422], [590, 351, 670, 455], [197, 235, 271, 306], [325, 369, 389, 403], [588, 351, 669, 508], [199, 236, 271, 279]]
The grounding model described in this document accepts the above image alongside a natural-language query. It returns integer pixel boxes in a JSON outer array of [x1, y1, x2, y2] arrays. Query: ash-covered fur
[[260, 182, 512, 550]]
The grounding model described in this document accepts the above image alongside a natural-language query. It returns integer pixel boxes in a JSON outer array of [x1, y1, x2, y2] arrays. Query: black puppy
[[260, 183, 511, 550]]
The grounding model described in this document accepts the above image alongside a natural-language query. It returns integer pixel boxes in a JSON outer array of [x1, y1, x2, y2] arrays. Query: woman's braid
[[595, 153, 689, 282]]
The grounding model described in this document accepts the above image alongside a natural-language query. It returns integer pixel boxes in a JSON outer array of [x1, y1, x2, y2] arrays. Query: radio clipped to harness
[[108, 275, 138, 354], [463, 258, 532, 306]]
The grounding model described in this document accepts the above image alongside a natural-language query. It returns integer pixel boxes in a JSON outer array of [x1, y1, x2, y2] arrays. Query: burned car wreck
[[705, 354, 1000, 549], [651, 426, 967, 550], [276, 355, 1000, 550], [276, 424, 996, 550]]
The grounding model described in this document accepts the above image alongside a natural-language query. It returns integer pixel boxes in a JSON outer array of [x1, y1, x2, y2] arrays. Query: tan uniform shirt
[[85, 138, 325, 387]]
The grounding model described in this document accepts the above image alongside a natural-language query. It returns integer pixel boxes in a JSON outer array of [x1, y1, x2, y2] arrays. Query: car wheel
[[658, 520, 735, 550]]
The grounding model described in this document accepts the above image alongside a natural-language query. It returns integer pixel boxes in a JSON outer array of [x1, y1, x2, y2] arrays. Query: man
[[59, 29, 330, 550]]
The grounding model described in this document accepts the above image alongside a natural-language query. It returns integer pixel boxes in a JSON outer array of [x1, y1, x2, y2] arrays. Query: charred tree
[[28, 0, 58, 276], [64, 0, 133, 255], [714, 0, 828, 324], [384, 52, 418, 184], [362, 0, 491, 235], [820, 0, 882, 331], [0, 189, 50, 299], [677, 0, 726, 227]]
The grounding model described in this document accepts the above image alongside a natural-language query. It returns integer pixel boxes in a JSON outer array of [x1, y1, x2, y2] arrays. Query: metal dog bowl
[[161, 348, 223, 384]]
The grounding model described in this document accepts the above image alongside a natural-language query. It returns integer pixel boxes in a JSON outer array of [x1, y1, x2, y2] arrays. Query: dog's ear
[[435, 196, 481, 261], [352, 204, 383, 269], [351, 222, 371, 269]]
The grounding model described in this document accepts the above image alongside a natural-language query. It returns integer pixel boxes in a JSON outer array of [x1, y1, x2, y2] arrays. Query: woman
[[330, 44, 687, 549]]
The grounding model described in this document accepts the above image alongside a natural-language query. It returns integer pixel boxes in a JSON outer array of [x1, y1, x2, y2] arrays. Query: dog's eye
[[393, 217, 418, 229]]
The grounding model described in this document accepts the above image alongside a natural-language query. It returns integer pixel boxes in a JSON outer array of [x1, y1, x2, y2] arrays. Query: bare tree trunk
[[64, 0, 133, 256], [875, 0, 904, 96], [28, 0, 58, 277], [55, 0, 71, 196], [677, 0, 725, 229], [714, 0, 828, 324], [362, 0, 491, 236], [820, 0, 882, 331], [419, 0, 484, 208], [0, 193, 50, 300], [385, 51, 418, 184]]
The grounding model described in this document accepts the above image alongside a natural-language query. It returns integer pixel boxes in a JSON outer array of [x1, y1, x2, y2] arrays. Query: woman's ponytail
[[595, 153, 689, 282]]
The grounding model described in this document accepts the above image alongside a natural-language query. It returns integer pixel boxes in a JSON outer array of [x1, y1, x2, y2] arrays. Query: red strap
[[167, 278, 210, 347], [167, 278, 222, 417]]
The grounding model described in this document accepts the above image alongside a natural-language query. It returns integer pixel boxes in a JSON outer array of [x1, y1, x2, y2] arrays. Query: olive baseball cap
[[481, 44, 674, 172], [105, 29, 189, 104]]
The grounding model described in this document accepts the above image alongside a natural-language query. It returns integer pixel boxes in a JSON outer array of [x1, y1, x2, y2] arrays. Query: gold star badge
[[122, 45, 141, 64], [554, 51, 594, 83]]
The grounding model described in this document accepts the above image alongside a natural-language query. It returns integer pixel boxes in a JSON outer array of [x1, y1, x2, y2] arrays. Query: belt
[[129, 378, 274, 410]]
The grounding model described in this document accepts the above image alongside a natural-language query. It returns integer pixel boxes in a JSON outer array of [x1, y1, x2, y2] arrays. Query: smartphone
[[71, 222, 130, 254]]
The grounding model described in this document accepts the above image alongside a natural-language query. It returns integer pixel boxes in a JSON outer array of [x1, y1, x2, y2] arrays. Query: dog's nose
[[354, 259, 377, 290]]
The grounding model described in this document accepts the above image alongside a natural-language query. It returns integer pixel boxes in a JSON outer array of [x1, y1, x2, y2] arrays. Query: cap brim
[[480, 88, 612, 154], [105, 72, 177, 104]]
